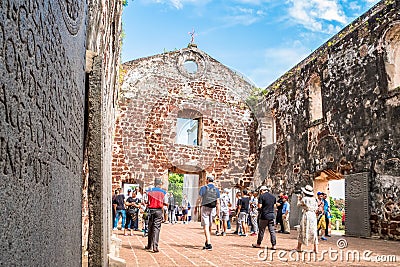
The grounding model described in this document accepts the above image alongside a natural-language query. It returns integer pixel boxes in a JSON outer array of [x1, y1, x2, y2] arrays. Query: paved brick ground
[[117, 222, 399, 267]]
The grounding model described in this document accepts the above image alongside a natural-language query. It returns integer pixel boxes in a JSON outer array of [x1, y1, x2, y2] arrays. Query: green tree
[[168, 173, 184, 205], [329, 196, 342, 228]]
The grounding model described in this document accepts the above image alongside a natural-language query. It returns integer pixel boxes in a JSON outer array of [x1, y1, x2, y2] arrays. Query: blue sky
[[121, 0, 380, 88]]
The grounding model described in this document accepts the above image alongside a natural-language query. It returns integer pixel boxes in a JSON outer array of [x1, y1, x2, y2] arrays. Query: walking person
[[145, 178, 168, 253], [182, 194, 189, 224], [195, 176, 220, 251], [252, 186, 276, 250], [294, 185, 319, 253]]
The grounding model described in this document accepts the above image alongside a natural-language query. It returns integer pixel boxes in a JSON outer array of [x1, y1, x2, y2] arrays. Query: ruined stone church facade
[[113, 44, 259, 190]]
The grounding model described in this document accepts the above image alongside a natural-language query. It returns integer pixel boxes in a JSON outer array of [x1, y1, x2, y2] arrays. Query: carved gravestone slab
[[0, 1, 86, 265], [345, 172, 371, 238]]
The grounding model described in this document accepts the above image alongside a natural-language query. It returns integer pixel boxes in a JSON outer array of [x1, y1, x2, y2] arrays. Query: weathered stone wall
[[83, 0, 123, 266], [113, 45, 258, 189], [257, 0, 400, 240], [0, 1, 86, 265]]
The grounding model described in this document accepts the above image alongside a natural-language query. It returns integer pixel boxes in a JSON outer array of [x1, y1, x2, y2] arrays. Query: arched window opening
[[308, 75, 323, 122], [383, 23, 400, 91]]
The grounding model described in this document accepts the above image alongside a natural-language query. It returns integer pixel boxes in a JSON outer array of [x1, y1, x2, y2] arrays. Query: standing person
[[249, 190, 259, 236], [323, 193, 331, 237], [124, 191, 141, 236], [112, 189, 118, 228], [233, 191, 242, 234], [282, 195, 291, 234], [113, 188, 126, 230], [219, 188, 231, 236], [276, 192, 284, 233], [317, 192, 327, 240], [195, 176, 220, 251], [182, 194, 189, 224], [145, 178, 168, 253], [252, 186, 276, 250], [294, 185, 319, 253], [238, 189, 250, 237], [168, 193, 175, 224], [163, 193, 169, 223]]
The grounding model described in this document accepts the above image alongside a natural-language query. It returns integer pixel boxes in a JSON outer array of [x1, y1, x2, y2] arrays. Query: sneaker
[[240, 233, 248, 237], [250, 232, 257, 236], [112, 228, 117, 231], [321, 236, 327, 241], [221, 232, 226, 236], [202, 243, 213, 250], [215, 231, 220, 235]]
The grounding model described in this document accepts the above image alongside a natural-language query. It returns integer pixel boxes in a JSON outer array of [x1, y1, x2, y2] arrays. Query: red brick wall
[[112, 47, 259, 189]]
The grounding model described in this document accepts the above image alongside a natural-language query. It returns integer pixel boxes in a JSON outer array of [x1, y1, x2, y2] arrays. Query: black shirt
[[113, 194, 125, 210], [239, 196, 250, 213], [126, 197, 140, 212], [258, 192, 276, 220]]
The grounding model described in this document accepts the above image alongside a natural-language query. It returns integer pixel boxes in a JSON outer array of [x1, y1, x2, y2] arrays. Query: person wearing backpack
[[196, 176, 220, 251]]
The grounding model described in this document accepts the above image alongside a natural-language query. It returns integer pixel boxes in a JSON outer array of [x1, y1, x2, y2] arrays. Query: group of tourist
[[165, 193, 191, 224], [112, 176, 332, 254], [112, 187, 147, 236]]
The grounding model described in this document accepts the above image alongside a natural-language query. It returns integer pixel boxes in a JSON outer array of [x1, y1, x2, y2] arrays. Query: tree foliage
[[168, 173, 184, 205]]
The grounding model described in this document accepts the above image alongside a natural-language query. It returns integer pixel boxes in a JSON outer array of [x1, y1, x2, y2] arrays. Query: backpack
[[202, 185, 218, 208]]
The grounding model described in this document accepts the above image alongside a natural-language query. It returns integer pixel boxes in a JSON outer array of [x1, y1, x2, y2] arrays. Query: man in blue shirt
[[196, 176, 220, 251], [323, 193, 331, 237]]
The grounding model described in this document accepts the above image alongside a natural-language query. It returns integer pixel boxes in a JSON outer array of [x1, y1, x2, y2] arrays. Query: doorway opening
[[314, 170, 345, 236], [168, 171, 200, 222]]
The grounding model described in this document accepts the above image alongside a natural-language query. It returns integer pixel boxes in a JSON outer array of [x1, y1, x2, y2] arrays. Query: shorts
[[238, 212, 248, 224], [182, 209, 188, 215], [220, 210, 229, 221], [201, 206, 215, 227]]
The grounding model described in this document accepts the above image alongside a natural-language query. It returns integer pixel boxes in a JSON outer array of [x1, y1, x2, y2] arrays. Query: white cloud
[[349, 2, 361, 10], [220, 6, 267, 26], [287, 0, 347, 33]]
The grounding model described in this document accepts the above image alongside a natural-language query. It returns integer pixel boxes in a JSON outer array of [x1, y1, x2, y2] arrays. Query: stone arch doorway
[[168, 168, 206, 222], [314, 169, 345, 235]]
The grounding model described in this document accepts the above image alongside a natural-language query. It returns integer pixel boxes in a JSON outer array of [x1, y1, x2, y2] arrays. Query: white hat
[[224, 188, 230, 193], [301, 185, 314, 196], [259, 185, 268, 191]]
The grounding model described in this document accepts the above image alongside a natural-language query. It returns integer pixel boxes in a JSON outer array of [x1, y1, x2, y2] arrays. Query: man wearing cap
[[196, 176, 220, 250], [145, 178, 168, 253], [252, 186, 276, 250]]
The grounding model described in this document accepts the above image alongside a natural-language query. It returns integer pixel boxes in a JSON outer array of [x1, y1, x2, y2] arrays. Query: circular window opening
[[183, 60, 198, 74]]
